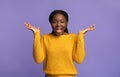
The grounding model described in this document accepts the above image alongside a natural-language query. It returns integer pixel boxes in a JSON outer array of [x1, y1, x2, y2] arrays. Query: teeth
[[55, 28, 62, 33], [56, 27, 62, 30]]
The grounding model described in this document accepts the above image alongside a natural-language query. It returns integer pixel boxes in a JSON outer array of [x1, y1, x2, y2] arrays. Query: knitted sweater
[[33, 32, 85, 75]]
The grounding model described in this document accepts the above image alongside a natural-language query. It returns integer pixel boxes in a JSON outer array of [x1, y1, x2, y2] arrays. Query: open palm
[[80, 24, 95, 34], [24, 22, 40, 33]]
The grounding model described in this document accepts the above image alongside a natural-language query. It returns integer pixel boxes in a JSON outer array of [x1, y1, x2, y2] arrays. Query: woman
[[24, 10, 95, 77]]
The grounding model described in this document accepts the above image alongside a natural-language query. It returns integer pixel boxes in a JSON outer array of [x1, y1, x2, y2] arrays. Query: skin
[[50, 14, 68, 36], [24, 14, 95, 35]]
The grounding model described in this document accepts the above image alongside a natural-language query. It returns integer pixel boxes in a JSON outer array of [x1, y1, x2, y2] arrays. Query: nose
[[57, 22, 61, 26]]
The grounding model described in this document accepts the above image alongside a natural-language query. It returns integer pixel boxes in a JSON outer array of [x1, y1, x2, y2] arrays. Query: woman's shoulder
[[41, 33, 51, 37], [69, 33, 77, 37]]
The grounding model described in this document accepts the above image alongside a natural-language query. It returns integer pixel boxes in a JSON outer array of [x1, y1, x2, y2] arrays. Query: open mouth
[[55, 27, 63, 33]]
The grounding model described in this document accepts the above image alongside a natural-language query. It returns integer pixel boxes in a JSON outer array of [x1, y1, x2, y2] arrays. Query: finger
[[24, 22, 30, 27], [90, 23, 95, 26], [24, 22, 28, 24], [38, 27, 40, 30], [91, 24, 95, 29], [25, 23, 29, 28], [25, 23, 32, 29], [90, 25, 95, 28], [90, 24, 95, 28], [24, 22, 28, 27], [24, 22, 28, 25], [90, 26, 95, 29], [24, 22, 30, 26]]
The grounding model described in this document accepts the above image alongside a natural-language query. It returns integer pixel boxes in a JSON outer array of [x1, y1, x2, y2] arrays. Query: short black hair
[[49, 10, 69, 33]]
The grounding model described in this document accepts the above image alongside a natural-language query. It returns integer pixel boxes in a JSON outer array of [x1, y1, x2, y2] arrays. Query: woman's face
[[51, 14, 67, 36]]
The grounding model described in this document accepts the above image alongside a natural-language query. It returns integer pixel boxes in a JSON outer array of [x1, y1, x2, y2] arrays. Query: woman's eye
[[61, 21, 64, 23], [52, 21, 56, 24], [61, 20, 65, 23]]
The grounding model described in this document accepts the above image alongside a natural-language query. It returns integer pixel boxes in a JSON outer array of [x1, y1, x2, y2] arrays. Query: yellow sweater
[[33, 32, 85, 76]]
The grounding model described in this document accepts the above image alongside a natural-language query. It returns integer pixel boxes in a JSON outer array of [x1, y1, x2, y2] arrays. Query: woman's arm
[[73, 24, 95, 64], [24, 22, 45, 64]]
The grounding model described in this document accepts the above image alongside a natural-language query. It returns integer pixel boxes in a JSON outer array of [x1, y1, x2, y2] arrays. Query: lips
[[55, 27, 63, 33]]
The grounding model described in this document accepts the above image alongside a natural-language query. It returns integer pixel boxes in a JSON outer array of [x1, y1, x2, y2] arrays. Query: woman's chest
[[44, 37, 75, 55]]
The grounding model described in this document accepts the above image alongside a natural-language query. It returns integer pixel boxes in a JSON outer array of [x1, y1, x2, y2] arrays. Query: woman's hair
[[49, 10, 69, 33]]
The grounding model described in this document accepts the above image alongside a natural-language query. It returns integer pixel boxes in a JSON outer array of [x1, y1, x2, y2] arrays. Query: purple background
[[0, 0, 120, 77]]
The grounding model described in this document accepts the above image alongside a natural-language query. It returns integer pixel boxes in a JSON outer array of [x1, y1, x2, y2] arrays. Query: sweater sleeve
[[33, 32, 45, 64], [73, 32, 85, 64]]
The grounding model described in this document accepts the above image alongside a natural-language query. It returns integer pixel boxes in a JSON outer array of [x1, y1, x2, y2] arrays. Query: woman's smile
[[51, 14, 67, 36]]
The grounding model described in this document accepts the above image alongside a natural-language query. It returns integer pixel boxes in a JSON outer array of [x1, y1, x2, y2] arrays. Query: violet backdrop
[[0, 0, 120, 77]]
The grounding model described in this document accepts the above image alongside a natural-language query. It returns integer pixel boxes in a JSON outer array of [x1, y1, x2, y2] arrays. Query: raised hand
[[24, 22, 40, 33], [79, 24, 95, 34]]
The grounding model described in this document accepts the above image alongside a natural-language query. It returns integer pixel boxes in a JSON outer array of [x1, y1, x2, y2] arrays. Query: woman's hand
[[24, 22, 40, 33], [79, 24, 95, 34]]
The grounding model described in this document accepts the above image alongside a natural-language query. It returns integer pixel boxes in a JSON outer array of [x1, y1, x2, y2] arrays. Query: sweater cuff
[[34, 32, 40, 38], [78, 31, 84, 36]]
